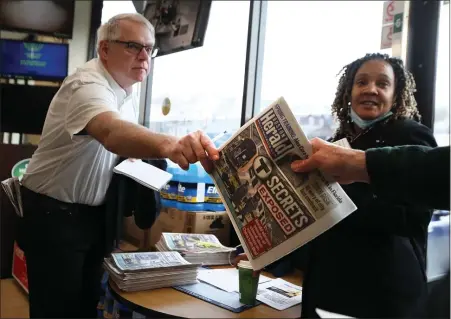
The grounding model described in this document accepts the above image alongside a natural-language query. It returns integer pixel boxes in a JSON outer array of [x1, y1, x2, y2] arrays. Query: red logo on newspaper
[[258, 184, 296, 236], [242, 219, 272, 257]]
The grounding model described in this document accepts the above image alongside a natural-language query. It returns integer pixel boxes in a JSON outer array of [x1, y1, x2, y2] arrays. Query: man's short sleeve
[[65, 82, 119, 136]]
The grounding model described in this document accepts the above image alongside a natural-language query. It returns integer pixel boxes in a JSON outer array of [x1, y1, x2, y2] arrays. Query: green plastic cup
[[238, 260, 260, 305]]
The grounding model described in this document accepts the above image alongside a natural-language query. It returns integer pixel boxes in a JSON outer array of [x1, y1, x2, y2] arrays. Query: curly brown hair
[[331, 53, 421, 140]]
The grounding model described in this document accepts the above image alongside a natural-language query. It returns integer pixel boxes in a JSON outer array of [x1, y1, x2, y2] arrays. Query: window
[[433, 1, 450, 146], [148, 1, 250, 138], [257, 1, 391, 140]]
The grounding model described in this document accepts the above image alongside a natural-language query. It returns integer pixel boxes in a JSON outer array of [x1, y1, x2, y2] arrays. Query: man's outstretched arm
[[291, 138, 450, 211], [366, 145, 449, 210]]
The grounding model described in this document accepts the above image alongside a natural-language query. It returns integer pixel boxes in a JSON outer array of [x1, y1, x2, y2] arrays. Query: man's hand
[[290, 137, 370, 184], [165, 130, 219, 172]]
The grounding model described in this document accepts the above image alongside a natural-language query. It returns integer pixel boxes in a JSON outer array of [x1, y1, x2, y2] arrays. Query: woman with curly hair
[[300, 53, 438, 318]]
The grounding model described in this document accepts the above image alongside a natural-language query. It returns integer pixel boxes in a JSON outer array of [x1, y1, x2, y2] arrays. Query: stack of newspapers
[[155, 233, 237, 266], [104, 251, 199, 292]]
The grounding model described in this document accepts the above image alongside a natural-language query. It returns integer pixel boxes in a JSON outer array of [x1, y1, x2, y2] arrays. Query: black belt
[[20, 185, 104, 216]]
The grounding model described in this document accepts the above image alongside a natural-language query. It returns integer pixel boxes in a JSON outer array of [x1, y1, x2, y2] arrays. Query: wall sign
[[11, 158, 30, 181], [380, 1, 405, 50]]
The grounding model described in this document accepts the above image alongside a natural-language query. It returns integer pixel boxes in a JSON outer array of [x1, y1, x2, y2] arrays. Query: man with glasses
[[19, 13, 219, 318]]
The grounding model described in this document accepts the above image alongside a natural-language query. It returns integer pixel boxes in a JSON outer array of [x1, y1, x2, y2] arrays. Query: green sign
[[11, 159, 30, 181], [393, 13, 403, 34]]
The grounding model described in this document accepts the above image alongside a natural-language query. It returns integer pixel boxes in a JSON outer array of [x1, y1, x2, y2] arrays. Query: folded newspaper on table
[[155, 233, 237, 265], [257, 278, 302, 311], [210, 97, 357, 270], [104, 251, 200, 292], [1, 177, 23, 217]]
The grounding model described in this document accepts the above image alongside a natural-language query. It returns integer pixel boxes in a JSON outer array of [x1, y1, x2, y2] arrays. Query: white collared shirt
[[22, 58, 138, 206]]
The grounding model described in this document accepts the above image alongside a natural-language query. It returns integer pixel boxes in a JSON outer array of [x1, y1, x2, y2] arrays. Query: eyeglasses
[[110, 40, 159, 58]]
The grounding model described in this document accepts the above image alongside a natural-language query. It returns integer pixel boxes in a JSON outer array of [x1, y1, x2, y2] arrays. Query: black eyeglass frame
[[109, 40, 159, 58]]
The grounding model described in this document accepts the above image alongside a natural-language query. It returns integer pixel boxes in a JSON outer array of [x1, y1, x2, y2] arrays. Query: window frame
[[405, 0, 442, 131]]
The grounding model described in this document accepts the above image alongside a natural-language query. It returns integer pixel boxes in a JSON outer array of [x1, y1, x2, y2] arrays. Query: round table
[[108, 267, 303, 318]]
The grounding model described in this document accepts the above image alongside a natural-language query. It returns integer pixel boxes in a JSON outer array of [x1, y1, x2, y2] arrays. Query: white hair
[[96, 13, 155, 53]]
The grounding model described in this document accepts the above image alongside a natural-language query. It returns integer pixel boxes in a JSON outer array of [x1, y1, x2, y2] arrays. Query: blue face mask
[[350, 107, 393, 129]]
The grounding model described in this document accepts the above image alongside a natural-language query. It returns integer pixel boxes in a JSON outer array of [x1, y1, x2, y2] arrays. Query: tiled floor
[[0, 241, 138, 318]]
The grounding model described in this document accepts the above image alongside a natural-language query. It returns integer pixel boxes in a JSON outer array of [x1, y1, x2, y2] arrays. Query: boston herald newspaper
[[210, 97, 357, 270]]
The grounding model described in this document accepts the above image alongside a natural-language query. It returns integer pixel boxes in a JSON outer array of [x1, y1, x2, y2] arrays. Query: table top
[[108, 266, 303, 318]]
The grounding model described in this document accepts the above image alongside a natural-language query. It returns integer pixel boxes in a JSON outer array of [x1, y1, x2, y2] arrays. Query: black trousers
[[18, 187, 106, 318]]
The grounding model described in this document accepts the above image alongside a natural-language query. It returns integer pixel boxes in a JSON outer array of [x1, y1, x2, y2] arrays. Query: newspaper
[[106, 252, 200, 291], [113, 159, 172, 191], [210, 97, 357, 270], [257, 278, 302, 311], [1, 177, 23, 217], [155, 233, 237, 266], [158, 233, 235, 254], [111, 251, 194, 272]]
